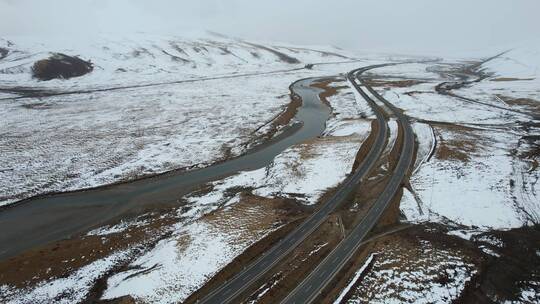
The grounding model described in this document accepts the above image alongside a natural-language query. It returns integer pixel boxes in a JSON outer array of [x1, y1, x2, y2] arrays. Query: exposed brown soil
[[366, 79, 424, 88], [341, 167, 388, 230], [351, 119, 379, 172], [458, 226, 540, 303], [95, 296, 136, 304], [183, 199, 307, 304], [375, 187, 404, 230], [433, 124, 483, 162], [519, 134, 540, 162], [497, 95, 540, 112], [249, 92, 302, 146], [343, 114, 406, 226], [274, 97, 302, 129], [404, 90, 431, 96], [389, 121, 405, 172], [206, 193, 306, 242]]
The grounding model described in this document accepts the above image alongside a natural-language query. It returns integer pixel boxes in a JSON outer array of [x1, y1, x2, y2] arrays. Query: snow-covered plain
[[96, 78, 373, 303], [0, 40, 381, 302], [102, 214, 280, 304], [1, 249, 132, 304], [370, 51, 540, 230], [3, 30, 539, 304], [344, 238, 477, 304], [0, 32, 366, 206], [0, 69, 304, 205]]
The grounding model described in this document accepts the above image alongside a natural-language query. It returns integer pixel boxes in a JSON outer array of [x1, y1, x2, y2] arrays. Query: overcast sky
[[1, 0, 539, 54]]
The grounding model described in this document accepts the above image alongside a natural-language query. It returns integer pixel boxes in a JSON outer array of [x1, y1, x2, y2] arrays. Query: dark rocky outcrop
[[32, 53, 93, 81], [0, 47, 8, 60]]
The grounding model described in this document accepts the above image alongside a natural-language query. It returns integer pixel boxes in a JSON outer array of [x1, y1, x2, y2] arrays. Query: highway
[[195, 66, 391, 304], [280, 67, 415, 304]]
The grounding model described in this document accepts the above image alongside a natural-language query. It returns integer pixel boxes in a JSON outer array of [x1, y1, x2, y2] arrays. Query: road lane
[[195, 67, 390, 304], [281, 66, 415, 304]]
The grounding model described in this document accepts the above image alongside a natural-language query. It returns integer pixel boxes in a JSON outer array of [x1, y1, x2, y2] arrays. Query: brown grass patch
[[491, 77, 535, 82], [340, 119, 404, 230], [311, 77, 343, 107], [245, 214, 345, 304], [433, 124, 483, 162], [204, 193, 302, 244], [351, 119, 378, 172], [366, 79, 424, 88], [272, 97, 302, 130], [321, 224, 484, 304], [497, 95, 540, 112], [0, 210, 178, 288], [183, 195, 306, 304], [459, 226, 540, 303]]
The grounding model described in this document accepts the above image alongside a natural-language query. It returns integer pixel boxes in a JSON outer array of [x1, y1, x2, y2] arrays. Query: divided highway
[[195, 68, 391, 304], [281, 67, 415, 304]]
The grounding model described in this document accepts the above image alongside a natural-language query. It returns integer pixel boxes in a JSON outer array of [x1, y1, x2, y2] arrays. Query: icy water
[[0, 78, 331, 261]]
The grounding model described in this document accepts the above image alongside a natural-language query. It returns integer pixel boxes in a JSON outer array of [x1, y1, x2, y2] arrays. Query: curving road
[[195, 67, 391, 304], [281, 67, 415, 304]]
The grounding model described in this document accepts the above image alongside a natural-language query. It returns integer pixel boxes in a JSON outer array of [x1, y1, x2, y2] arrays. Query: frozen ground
[[0, 32, 374, 206], [3, 31, 538, 304], [0, 249, 132, 304], [0, 70, 301, 205], [343, 232, 479, 304], [405, 127, 531, 229], [367, 50, 540, 230], [96, 80, 372, 303], [0, 66, 376, 303], [453, 44, 540, 118], [101, 206, 281, 304]]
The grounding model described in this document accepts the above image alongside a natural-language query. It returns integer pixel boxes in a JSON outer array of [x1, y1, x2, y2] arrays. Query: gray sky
[[1, 0, 539, 54]]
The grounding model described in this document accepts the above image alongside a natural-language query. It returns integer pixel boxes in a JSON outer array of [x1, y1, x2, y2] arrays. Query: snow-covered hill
[[483, 42, 540, 79], [0, 32, 352, 90]]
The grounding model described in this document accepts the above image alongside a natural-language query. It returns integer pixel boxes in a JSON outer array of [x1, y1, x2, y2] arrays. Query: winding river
[[0, 78, 331, 261]]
